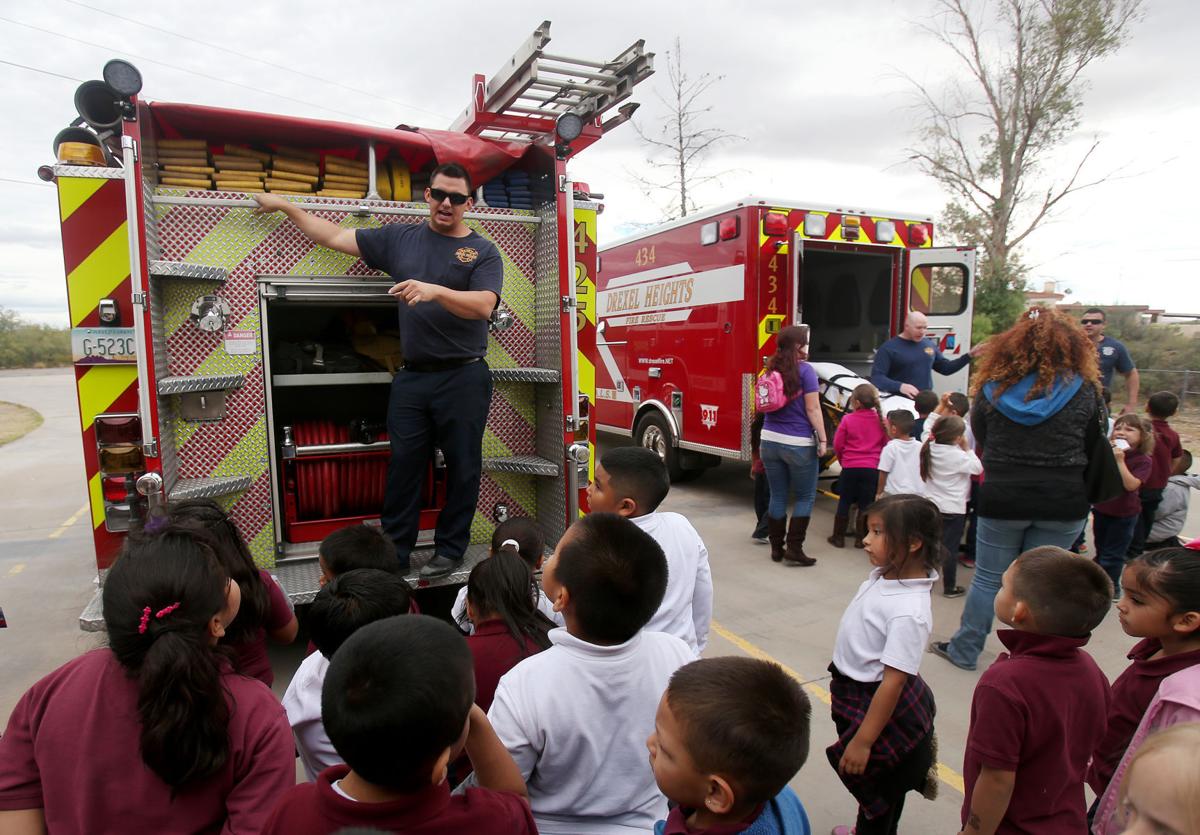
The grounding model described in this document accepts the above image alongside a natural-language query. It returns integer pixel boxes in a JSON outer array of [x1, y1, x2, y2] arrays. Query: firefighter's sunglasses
[[428, 187, 471, 206]]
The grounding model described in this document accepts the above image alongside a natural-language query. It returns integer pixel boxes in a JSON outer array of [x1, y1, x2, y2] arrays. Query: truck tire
[[634, 411, 688, 482]]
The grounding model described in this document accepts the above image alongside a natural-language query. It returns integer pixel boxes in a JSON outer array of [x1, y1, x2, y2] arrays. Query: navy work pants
[[381, 360, 492, 566]]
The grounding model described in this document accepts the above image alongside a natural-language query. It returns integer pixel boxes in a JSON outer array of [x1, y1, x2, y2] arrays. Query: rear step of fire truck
[[73, 23, 651, 630]]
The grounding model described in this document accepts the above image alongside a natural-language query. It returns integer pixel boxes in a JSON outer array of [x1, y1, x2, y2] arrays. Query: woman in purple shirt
[[760, 325, 828, 566]]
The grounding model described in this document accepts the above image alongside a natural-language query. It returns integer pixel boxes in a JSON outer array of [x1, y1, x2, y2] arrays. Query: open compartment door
[[904, 246, 976, 394]]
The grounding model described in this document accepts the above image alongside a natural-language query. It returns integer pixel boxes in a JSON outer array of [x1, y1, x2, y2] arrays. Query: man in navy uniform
[[1081, 307, 1139, 414], [871, 311, 977, 397], [255, 162, 501, 577]]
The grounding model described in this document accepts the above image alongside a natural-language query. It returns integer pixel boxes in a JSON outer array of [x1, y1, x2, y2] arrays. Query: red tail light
[[762, 212, 788, 236], [95, 413, 140, 445], [719, 216, 740, 240], [909, 223, 929, 246]]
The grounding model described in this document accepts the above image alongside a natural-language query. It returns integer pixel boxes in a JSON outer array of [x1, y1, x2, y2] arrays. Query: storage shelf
[[482, 455, 559, 477], [148, 260, 229, 283], [273, 372, 392, 387], [169, 475, 254, 501]]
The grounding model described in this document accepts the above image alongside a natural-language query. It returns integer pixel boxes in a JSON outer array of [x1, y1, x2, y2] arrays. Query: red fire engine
[[592, 198, 975, 479], [44, 22, 652, 628]]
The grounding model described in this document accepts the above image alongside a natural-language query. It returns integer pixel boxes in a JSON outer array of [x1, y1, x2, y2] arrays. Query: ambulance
[[42, 22, 652, 628], [591, 198, 975, 479]]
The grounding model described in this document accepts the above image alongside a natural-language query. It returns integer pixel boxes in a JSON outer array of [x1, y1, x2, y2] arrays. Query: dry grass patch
[[0, 401, 43, 446]]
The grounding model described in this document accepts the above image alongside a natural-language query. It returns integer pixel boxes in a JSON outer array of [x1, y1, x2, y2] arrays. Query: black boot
[[784, 516, 817, 566], [827, 514, 848, 548], [853, 512, 868, 549], [767, 516, 787, 563]]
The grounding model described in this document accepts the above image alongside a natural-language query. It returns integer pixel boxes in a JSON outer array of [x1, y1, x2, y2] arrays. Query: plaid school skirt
[[825, 663, 938, 820]]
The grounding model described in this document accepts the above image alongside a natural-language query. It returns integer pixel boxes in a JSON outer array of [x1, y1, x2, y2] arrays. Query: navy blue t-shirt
[[1095, 335, 1134, 390], [356, 222, 503, 363], [870, 335, 970, 394]]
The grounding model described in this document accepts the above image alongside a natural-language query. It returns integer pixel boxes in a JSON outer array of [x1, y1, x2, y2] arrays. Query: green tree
[[0, 306, 71, 369], [908, 0, 1143, 338]]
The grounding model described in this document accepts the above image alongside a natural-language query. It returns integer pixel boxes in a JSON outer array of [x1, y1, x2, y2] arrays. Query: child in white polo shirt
[[483, 513, 694, 835], [827, 494, 940, 835], [876, 410, 925, 499]]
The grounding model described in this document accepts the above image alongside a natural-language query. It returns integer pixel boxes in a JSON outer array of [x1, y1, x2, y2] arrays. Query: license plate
[[72, 328, 137, 365]]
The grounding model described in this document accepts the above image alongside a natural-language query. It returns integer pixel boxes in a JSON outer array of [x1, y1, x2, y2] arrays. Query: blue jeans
[[1093, 512, 1138, 593], [760, 441, 819, 519], [946, 515, 1086, 669]]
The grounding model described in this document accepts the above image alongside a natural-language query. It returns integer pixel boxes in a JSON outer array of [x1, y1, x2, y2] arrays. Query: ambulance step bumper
[[169, 475, 254, 502], [148, 260, 229, 283], [79, 588, 105, 632], [482, 455, 559, 477], [275, 543, 493, 604], [158, 374, 245, 395]]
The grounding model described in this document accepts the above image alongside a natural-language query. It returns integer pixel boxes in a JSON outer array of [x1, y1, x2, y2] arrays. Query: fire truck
[[44, 22, 652, 629], [592, 198, 975, 479]]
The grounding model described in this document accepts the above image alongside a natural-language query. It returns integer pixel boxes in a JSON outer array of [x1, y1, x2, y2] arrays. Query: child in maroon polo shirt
[[462, 549, 554, 712], [262, 615, 536, 835], [1087, 547, 1200, 799], [959, 546, 1113, 835]]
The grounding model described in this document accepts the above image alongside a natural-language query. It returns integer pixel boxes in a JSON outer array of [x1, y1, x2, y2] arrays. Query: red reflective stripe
[[61, 179, 126, 275]]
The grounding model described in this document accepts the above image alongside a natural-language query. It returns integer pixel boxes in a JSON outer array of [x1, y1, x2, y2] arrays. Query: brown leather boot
[[767, 516, 787, 563], [853, 511, 868, 549], [827, 514, 848, 548], [784, 516, 817, 566]]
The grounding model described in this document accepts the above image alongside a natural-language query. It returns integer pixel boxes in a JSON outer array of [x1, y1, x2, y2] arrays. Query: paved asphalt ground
[[3, 366, 1196, 832]]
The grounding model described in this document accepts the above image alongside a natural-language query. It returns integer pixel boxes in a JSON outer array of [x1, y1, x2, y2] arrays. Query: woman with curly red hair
[[930, 307, 1107, 671]]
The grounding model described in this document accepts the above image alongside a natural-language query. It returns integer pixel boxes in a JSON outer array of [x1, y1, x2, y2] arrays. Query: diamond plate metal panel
[[54, 165, 123, 179], [149, 260, 229, 282], [169, 475, 254, 501], [79, 588, 105, 632], [158, 374, 244, 395], [491, 367, 559, 383], [533, 202, 568, 547], [482, 455, 559, 476], [276, 543, 493, 604]]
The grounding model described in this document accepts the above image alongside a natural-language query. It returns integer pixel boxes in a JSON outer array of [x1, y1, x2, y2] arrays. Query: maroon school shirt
[[228, 569, 294, 687], [466, 619, 546, 712], [1145, 419, 1183, 490], [261, 764, 536, 834], [0, 649, 295, 834], [1094, 451, 1152, 517], [1086, 637, 1200, 794], [962, 630, 1109, 834]]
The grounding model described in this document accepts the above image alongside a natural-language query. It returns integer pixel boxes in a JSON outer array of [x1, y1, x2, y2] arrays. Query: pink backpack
[[755, 371, 791, 412]]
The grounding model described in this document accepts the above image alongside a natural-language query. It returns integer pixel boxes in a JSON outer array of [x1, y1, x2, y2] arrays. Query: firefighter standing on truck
[[253, 162, 502, 577]]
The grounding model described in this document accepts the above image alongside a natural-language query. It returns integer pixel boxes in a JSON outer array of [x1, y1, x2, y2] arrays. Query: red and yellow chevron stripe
[[57, 172, 138, 569]]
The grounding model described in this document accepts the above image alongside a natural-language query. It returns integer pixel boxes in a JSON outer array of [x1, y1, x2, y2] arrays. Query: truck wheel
[[635, 412, 686, 482]]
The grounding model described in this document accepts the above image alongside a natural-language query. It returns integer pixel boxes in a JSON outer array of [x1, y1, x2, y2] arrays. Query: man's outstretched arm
[[253, 194, 360, 256]]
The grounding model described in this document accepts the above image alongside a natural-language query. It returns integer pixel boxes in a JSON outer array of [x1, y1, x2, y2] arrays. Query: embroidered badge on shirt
[[455, 247, 479, 264], [924, 346, 935, 356]]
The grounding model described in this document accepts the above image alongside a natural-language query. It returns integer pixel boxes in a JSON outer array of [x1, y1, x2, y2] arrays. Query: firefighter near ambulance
[[45, 23, 653, 628], [590, 199, 975, 480]]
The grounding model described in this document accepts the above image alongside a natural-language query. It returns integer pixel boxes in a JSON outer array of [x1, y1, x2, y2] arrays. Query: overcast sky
[[2, 0, 1196, 326]]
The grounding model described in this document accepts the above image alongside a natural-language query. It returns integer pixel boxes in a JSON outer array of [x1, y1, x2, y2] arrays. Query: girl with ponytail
[[0, 526, 295, 834], [829, 383, 889, 549], [452, 516, 561, 633], [919, 415, 983, 598]]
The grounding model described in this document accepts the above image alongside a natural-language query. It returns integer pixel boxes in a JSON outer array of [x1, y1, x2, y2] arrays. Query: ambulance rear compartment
[[798, 247, 897, 380]]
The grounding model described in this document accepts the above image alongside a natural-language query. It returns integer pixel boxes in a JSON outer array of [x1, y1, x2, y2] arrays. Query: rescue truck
[[592, 198, 975, 479], [43, 22, 652, 629]]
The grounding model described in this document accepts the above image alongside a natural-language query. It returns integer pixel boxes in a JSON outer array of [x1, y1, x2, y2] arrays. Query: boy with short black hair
[[1133, 391, 1184, 555], [648, 657, 814, 834], [876, 410, 924, 498], [282, 569, 414, 781], [588, 446, 713, 655], [318, 524, 399, 585], [486, 513, 695, 833], [264, 615, 536, 834], [958, 546, 1112, 835], [911, 390, 939, 441]]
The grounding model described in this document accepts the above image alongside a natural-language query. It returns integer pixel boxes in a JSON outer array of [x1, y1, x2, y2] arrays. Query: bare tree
[[907, 0, 1142, 336], [632, 38, 742, 219]]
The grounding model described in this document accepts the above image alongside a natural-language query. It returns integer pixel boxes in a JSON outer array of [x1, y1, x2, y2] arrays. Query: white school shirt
[[280, 650, 340, 782], [487, 627, 694, 834], [451, 583, 564, 634], [922, 443, 984, 515], [832, 567, 937, 682], [877, 438, 925, 496], [630, 511, 713, 655]]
